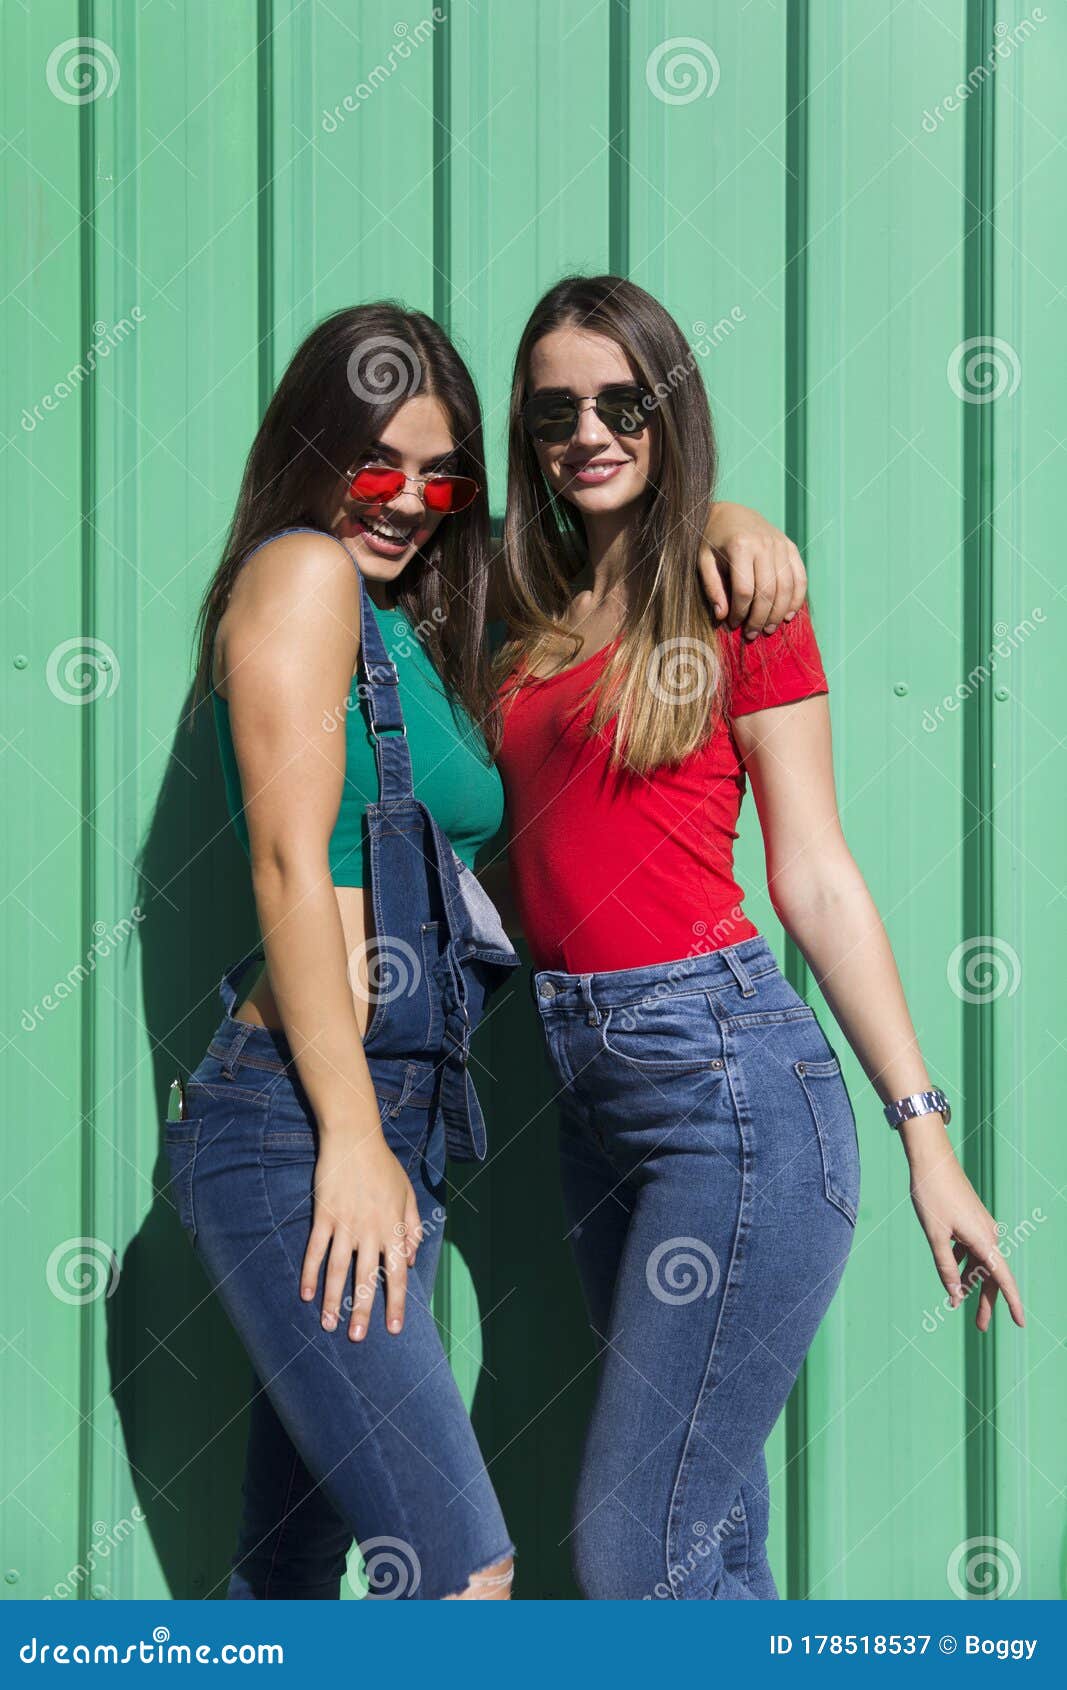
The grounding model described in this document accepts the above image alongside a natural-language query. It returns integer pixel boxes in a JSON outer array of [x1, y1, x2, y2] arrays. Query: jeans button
[[540, 981, 557, 999]]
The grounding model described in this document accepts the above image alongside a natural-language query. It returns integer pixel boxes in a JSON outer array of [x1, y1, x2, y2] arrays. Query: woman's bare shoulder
[[215, 532, 361, 694]]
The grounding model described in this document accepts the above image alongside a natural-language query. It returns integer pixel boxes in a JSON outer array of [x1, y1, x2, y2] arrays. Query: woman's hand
[[300, 1127, 423, 1342], [698, 502, 807, 637], [908, 1142, 1025, 1332]]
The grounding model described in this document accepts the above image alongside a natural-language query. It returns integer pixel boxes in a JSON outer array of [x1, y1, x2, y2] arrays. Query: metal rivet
[[711, 1059, 723, 1069], [797, 1061, 805, 1074], [893, 682, 908, 696], [4, 1569, 20, 1584], [994, 687, 1009, 702], [12, 654, 28, 670]]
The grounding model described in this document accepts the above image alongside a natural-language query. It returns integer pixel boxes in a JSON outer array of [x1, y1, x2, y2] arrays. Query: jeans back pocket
[[794, 1057, 861, 1226], [163, 1119, 202, 1245]]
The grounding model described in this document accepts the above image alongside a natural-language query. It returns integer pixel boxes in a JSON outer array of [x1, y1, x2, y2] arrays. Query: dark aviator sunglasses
[[522, 383, 652, 444]]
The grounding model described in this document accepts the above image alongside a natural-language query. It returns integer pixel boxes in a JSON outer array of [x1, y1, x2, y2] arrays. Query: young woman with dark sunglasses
[[165, 301, 799, 1602], [492, 274, 1024, 1601]]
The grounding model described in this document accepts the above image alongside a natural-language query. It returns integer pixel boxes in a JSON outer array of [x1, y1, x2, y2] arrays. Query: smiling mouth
[[355, 514, 416, 552], [565, 460, 628, 482]]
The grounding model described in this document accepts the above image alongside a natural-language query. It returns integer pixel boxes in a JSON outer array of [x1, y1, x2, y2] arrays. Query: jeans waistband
[[531, 934, 780, 1015], [204, 1013, 440, 1104]]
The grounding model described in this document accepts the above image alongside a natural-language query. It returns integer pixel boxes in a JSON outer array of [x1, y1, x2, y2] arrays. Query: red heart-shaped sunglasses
[[348, 463, 480, 515]]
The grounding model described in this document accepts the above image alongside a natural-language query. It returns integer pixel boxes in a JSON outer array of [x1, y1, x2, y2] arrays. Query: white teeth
[[362, 518, 410, 544]]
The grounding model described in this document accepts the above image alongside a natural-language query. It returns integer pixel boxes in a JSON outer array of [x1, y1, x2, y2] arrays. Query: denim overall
[[198, 525, 519, 1162], [162, 531, 519, 1598]]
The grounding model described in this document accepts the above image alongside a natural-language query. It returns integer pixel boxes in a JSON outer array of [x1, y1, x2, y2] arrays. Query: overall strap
[[352, 564, 416, 806]]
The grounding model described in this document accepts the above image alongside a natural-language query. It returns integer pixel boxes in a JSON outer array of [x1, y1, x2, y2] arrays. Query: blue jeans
[[166, 1013, 514, 1600], [533, 934, 859, 1601]]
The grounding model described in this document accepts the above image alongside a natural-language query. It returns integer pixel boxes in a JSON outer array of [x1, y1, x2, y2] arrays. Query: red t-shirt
[[496, 607, 829, 973]]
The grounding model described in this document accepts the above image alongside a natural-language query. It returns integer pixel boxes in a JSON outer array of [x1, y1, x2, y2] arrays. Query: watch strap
[[884, 1088, 951, 1129]]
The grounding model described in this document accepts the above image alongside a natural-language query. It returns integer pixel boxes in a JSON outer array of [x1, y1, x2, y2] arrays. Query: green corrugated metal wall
[[2, 0, 1064, 1601]]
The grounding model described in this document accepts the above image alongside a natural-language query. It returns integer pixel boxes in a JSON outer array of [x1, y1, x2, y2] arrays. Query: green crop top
[[213, 597, 504, 886]]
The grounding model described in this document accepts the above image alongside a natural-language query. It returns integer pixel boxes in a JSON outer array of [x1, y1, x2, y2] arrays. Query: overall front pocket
[[794, 1057, 861, 1226]]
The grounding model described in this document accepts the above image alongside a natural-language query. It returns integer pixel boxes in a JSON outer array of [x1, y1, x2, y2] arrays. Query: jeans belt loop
[[721, 945, 757, 997], [578, 974, 602, 1026], [221, 1022, 253, 1079]]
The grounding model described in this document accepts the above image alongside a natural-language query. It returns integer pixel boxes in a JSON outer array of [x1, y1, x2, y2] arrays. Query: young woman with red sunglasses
[[168, 301, 799, 1601], [492, 274, 1024, 1601]]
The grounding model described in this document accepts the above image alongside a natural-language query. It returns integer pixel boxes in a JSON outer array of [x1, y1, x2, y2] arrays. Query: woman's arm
[[221, 533, 421, 1341], [700, 502, 808, 636], [488, 507, 808, 636], [733, 693, 1024, 1332]]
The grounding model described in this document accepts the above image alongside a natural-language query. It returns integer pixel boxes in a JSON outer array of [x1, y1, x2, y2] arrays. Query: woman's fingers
[[404, 1190, 423, 1265], [972, 1237, 1026, 1328], [975, 1273, 999, 1333], [696, 542, 729, 621], [383, 1236, 409, 1335], [785, 540, 807, 619], [952, 1230, 1025, 1329], [321, 1231, 355, 1333], [348, 1241, 380, 1341], [929, 1233, 965, 1308], [300, 1219, 332, 1303]]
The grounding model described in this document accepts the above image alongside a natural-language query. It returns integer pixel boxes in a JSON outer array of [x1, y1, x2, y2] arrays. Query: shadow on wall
[[115, 689, 259, 1598], [450, 956, 598, 1600], [112, 692, 596, 1599]]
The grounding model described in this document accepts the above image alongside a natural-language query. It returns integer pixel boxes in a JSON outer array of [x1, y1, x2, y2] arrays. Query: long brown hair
[[192, 303, 501, 754], [495, 274, 808, 772]]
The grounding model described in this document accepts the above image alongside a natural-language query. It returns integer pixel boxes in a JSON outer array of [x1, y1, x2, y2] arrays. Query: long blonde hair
[[494, 275, 803, 773]]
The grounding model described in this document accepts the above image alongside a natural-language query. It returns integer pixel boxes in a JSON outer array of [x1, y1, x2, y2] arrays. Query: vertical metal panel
[[2, 0, 1062, 1603]]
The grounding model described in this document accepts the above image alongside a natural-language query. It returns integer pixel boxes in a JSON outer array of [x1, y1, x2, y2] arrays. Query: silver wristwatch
[[883, 1087, 951, 1129]]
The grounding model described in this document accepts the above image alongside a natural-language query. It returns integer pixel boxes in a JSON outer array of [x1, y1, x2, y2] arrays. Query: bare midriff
[[231, 883, 378, 1040]]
